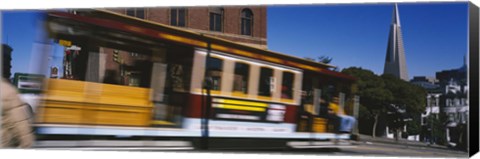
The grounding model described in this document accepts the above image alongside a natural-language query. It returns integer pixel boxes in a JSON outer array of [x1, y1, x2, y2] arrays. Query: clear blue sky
[[268, 2, 468, 79], [1, 11, 49, 76], [2, 2, 469, 80]]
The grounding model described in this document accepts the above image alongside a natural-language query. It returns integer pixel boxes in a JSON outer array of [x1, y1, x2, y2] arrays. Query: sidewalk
[[354, 134, 465, 153]]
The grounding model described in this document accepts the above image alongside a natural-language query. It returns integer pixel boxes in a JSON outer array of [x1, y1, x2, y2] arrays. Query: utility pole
[[353, 95, 360, 134], [201, 42, 212, 150]]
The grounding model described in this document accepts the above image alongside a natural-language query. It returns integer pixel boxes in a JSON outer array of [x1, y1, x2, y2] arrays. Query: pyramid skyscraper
[[383, 4, 408, 81]]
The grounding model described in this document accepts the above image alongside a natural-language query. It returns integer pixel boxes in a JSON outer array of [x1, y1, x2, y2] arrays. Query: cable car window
[[233, 62, 249, 94], [102, 48, 152, 88], [258, 67, 273, 97], [281, 72, 294, 99], [207, 57, 223, 91]]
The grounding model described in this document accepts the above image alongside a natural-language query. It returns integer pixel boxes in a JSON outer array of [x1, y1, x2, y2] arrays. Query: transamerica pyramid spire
[[392, 4, 400, 26], [383, 3, 408, 81]]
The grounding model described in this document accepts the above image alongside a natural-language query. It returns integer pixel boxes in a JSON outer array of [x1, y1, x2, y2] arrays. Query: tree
[[381, 74, 427, 140], [304, 56, 333, 64], [342, 68, 427, 139], [428, 114, 447, 145], [342, 67, 393, 137], [381, 74, 426, 113], [318, 56, 332, 64], [304, 57, 316, 62], [406, 112, 422, 137]]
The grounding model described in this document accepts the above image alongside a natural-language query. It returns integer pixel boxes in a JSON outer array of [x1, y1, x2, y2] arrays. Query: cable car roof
[[47, 9, 356, 81]]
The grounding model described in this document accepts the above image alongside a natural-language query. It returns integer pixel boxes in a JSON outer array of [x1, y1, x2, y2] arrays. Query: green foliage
[[428, 114, 448, 145], [358, 104, 373, 120], [342, 67, 428, 137], [342, 67, 393, 113], [304, 56, 333, 64], [406, 113, 422, 135], [342, 67, 393, 136], [381, 74, 427, 114], [318, 56, 333, 64], [304, 57, 316, 62], [357, 104, 375, 135]]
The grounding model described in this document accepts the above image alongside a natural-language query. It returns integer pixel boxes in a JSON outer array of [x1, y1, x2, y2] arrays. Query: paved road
[[336, 141, 467, 157], [38, 141, 467, 158], [189, 142, 467, 158]]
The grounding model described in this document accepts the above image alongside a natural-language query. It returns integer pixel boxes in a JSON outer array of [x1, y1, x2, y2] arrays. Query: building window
[[130, 52, 139, 57], [241, 9, 253, 36], [448, 113, 454, 121], [170, 8, 187, 27], [281, 72, 294, 99], [454, 98, 460, 106], [209, 7, 224, 32], [427, 97, 431, 107], [233, 62, 250, 94], [258, 67, 273, 97], [206, 57, 223, 91], [126, 8, 145, 19]]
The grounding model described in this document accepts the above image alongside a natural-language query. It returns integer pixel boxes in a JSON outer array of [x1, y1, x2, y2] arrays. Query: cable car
[[33, 9, 357, 150]]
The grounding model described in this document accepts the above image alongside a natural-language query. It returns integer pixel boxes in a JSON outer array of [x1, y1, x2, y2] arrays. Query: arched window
[[209, 7, 224, 32], [170, 8, 187, 27], [241, 9, 253, 35]]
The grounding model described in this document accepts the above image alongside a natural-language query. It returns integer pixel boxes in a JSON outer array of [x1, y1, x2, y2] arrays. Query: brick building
[[106, 6, 267, 49], [63, 6, 269, 86], [55, 6, 266, 87]]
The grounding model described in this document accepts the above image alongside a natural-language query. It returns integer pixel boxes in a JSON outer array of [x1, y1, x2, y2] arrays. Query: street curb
[[356, 135, 466, 153]]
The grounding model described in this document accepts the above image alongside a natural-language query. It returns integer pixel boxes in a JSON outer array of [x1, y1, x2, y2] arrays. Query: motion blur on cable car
[[7, 8, 358, 149]]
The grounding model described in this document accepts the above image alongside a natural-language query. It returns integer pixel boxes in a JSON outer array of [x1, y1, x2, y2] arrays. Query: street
[[193, 141, 468, 158], [334, 141, 467, 157], [34, 140, 468, 158]]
